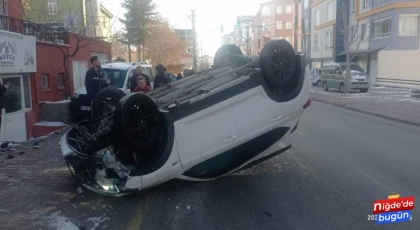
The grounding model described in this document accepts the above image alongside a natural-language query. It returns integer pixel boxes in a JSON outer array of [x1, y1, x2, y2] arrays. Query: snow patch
[[46, 211, 79, 230], [87, 216, 109, 230], [34, 121, 66, 127], [46, 100, 71, 104]]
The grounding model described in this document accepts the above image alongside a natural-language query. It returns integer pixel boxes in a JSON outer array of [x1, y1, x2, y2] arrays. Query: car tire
[[316, 80, 321, 86], [359, 88, 369, 93], [259, 39, 296, 89], [213, 44, 243, 68], [339, 83, 345, 93], [113, 93, 168, 153], [323, 81, 329, 91], [92, 87, 127, 118]]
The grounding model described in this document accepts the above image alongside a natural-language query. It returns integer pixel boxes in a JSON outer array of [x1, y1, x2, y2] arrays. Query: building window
[[262, 22, 270, 31], [276, 6, 283, 14], [314, 34, 319, 51], [326, 2, 334, 22], [57, 73, 65, 88], [399, 15, 419, 36], [362, 0, 370, 10], [285, 37, 292, 43], [325, 30, 333, 49], [361, 22, 370, 41], [41, 74, 50, 89], [285, 21, 292, 29], [372, 17, 391, 39], [276, 21, 283, 30], [374, 0, 387, 5], [48, 0, 58, 14], [303, 0, 309, 9], [23, 75, 31, 109], [315, 9, 320, 26], [285, 5, 292, 14]]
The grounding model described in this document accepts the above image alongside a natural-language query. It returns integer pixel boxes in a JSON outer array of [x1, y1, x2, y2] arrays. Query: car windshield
[[340, 64, 364, 73], [101, 68, 127, 88]]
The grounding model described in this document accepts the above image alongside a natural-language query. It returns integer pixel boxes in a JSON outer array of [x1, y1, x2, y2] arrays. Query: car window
[[101, 68, 128, 88], [340, 64, 365, 73], [322, 66, 334, 75]]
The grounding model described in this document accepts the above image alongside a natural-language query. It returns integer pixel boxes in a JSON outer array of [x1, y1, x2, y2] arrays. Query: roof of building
[[100, 3, 113, 18]]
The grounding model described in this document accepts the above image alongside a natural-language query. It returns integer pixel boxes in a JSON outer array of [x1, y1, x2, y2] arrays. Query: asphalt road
[[53, 102, 420, 230]]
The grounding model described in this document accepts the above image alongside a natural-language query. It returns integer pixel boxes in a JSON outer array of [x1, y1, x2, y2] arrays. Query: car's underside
[[61, 39, 309, 196]]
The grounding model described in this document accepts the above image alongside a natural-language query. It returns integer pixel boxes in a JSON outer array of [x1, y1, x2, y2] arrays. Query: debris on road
[[5, 154, 14, 160], [263, 210, 273, 217]]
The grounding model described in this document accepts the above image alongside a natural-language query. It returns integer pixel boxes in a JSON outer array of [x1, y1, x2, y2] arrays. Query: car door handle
[[223, 135, 236, 143], [270, 115, 282, 121]]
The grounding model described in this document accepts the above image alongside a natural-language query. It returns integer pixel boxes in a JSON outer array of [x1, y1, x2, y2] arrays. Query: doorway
[[72, 60, 88, 92], [0, 75, 30, 142]]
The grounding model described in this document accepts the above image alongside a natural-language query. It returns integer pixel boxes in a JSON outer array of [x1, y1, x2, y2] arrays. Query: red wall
[[5, 0, 23, 19], [67, 34, 112, 93], [35, 41, 70, 103]]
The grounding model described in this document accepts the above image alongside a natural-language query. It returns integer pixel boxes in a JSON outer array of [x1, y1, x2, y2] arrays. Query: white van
[[70, 62, 154, 117]]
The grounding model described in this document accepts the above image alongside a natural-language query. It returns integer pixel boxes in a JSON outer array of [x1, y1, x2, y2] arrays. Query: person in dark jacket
[[130, 66, 151, 92], [0, 82, 11, 129], [153, 64, 170, 89], [176, 72, 183, 81], [85, 56, 110, 103]]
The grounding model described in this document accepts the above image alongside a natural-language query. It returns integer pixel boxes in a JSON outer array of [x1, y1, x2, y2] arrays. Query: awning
[[335, 47, 384, 56]]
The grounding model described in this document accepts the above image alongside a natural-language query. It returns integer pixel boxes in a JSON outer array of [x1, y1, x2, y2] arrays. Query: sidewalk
[[311, 87, 420, 126]]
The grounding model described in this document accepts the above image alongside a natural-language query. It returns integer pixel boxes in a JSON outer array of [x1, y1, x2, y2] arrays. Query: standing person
[[0, 82, 11, 130], [130, 66, 151, 92], [153, 64, 170, 89], [133, 77, 152, 93], [85, 56, 110, 104]]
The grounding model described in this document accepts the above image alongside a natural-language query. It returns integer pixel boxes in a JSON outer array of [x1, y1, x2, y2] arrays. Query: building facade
[[251, 0, 297, 55], [174, 29, 194, 55], [310, 0, 338, 68], [222, 31, 236, 45], [301, 0, 311, 62], [345, 0, 420, 86], [236, 15, 254, 56], [1, 0, 111, 142], [22, 0, 113, 41]]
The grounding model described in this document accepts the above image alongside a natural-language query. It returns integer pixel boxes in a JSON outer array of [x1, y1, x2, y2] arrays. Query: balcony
[[0, 14, 68, 44]]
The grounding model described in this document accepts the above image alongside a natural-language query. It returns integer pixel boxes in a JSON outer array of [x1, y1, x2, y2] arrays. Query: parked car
[[70, 62, 154, 118], [321, 62, 369, 93], [60, 40, 311, 197], [310, 68, 322, 86]]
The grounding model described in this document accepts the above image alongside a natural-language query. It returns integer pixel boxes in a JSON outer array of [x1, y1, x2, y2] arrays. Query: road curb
[[311, 96, 420, 127]]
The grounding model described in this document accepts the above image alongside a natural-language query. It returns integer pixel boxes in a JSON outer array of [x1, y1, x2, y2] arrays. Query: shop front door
[[0, 75, 27, 142]]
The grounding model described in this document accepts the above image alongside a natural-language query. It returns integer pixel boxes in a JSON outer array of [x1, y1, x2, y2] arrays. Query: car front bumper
[[351, 81, 370, 89], [60, 132, 140, 197]]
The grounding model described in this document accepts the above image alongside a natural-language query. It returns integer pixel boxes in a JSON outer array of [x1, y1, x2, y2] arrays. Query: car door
[[322, 65, 332, 85], [175, 98, 239, 172], [231, 87, 285, 144], [333, 65, 343, 88]]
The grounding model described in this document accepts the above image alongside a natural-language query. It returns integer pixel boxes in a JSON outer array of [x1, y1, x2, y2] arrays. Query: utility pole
[[190, 9, 197, 71], [246, 26, 250, 57], [294, 0, 299, 51]]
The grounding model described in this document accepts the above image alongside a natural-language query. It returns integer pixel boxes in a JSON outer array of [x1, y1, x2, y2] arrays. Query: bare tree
[[143, 16, 187, 67], [340, 1, 362, 94]]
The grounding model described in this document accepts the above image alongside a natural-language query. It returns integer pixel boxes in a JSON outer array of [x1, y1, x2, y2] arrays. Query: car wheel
[[339, 83, 345, 93], [92, 87, 126, 118], [316, 80, 321, 86], [213, 44, 243, 68], [259, 39, 296, 89], [323, 82, 328, 91], [113, 93, 168, 152], [359, 88, 369, 93]]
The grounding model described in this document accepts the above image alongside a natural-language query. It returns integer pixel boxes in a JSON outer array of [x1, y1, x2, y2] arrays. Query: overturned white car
[[60, 40, 311, 196]]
